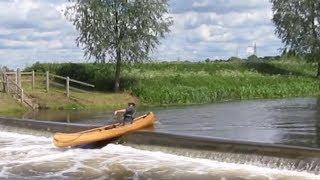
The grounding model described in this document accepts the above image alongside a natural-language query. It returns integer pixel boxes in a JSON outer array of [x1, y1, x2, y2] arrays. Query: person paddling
[[114, 102, 136, 125]]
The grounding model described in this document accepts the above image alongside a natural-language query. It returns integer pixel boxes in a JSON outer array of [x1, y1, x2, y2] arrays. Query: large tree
[[271, 0, 320, 77], [66, 0, 172, 91]]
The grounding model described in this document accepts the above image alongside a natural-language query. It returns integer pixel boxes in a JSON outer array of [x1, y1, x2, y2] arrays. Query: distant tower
[[253, 43, 257, 56], [235, 46, 239, 57], [247, 42, 258, 56]]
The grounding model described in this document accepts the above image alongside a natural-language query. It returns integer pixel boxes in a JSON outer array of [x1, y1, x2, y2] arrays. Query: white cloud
[[0, 0, 82, 68], [190, 25, 234, 42], [0, 0, 283, 68], [153, 0, 282, 60], [246, 46, 255, 55], [192, 0, 209, 8]]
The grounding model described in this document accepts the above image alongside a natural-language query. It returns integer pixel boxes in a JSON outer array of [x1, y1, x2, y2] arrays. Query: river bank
[[0, 77, 137, 116], [27, 58, 320, 104], [0, 93, 26, 117], [1, 57, 320, 116]]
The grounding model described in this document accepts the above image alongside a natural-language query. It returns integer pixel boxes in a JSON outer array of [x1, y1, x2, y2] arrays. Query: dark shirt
[[123, 106, 135, 119]]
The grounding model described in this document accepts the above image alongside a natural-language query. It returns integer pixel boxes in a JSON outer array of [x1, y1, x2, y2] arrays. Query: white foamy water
[[0, 131, 318, 180]]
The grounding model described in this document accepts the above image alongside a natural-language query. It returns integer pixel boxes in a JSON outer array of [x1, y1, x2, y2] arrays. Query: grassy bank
[[0, 77, 137, 116], [26, 57, 320, 106], [21, 76, 137, 110], [0, 93, 26, 116]]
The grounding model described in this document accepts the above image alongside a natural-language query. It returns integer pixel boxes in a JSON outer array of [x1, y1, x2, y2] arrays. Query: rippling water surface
[[23, 97, 320, 148], [0, 131, 319, 179]]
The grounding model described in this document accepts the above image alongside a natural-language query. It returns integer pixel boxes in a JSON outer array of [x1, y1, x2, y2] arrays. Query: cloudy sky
[[0, 0, 282, 68]]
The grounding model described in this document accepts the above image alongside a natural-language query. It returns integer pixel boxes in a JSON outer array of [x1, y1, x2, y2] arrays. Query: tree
[[228, 56, 242, 62], [247, 55, 259, 62], [271, 0, 320, 77], [65, 0, 173, 91]]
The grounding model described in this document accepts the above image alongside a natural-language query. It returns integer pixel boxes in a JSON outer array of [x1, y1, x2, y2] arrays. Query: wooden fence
[[2, 69, 35, 89], [0, 68, 38, 109], [46, 71, 95, 97], [0, 68, 95, 110]]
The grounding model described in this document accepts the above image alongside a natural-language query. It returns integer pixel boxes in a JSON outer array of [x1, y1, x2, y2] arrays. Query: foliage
[[247, 55, 259, 62], [65, 0, 172, 91], [228, 56, 242, 62], [271, 0, 320, 76], [26, 58, 320, 105]]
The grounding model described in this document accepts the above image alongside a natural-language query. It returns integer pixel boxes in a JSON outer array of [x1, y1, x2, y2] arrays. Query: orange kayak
[[53, 112, 155, 148]]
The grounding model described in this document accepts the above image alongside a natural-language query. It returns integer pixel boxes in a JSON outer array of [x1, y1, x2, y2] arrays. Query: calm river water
[[1, 97, 320, 179], [23, 97, 320, 148]]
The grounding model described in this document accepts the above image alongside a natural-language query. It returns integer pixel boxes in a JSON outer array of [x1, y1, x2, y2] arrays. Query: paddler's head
[[128, 102, 136, 107]]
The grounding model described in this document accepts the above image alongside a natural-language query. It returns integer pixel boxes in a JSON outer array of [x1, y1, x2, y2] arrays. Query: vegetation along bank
[[25, 56, 320, 106]]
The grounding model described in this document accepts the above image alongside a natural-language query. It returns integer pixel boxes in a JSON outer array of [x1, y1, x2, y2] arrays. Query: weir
[[121, 131, 320, 174], [0, 116, 320, 174]]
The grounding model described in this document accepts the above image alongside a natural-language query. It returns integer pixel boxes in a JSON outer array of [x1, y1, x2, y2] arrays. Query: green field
[[25, 57, 320, 106]]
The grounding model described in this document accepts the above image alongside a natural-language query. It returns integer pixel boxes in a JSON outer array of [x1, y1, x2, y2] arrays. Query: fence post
[[15, 71, 17, 91], [46, 71, 49, 93], [66, 76, 70, 98], [2, 70, 6, 93], [5, 74, 9, 93], [17, 68, 21, 88], [67, 113, 70, 123], [32, 71, 35, 89], [21, 89, 24, 103]]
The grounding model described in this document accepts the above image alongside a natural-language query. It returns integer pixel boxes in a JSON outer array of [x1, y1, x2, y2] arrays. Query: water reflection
[[22, 110, 114, 124], [316, 98, 320, 147], [267, 98, 318, 147], [147, 97, 320, 148], [20, 97, 320, 148]]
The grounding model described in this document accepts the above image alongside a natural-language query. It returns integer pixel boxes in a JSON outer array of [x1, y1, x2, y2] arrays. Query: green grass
[[21, 76, 137, 110], [0, 93, 27, 116], [25, 57, 320, 106]]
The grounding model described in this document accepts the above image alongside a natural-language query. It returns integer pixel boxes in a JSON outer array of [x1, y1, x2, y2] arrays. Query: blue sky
[[0, 0, 282, 68]]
